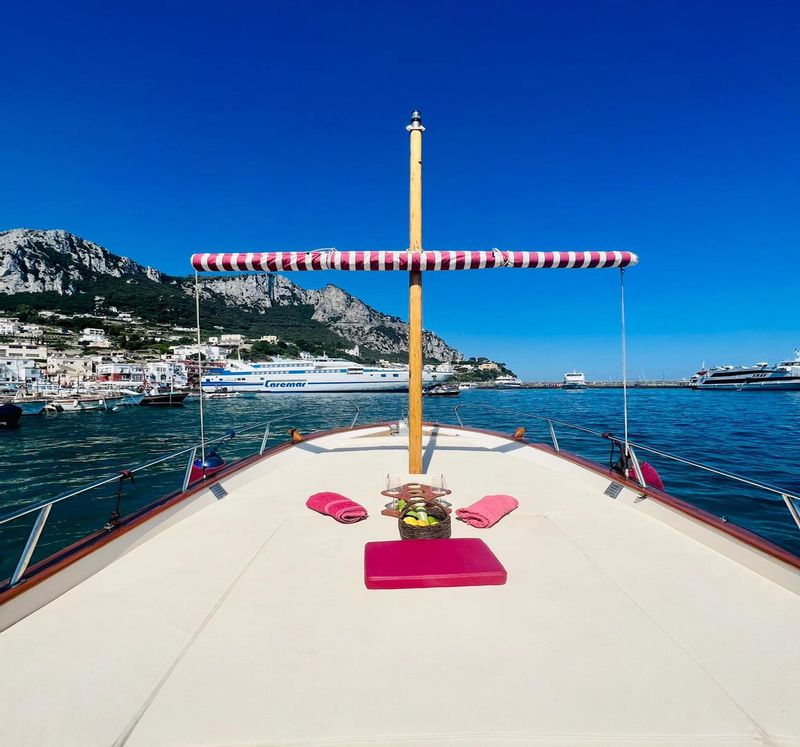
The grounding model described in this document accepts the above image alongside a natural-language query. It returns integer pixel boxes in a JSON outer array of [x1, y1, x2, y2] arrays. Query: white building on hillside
[[96, 362, 144, 384], [80, 327, 111, 348], [145, 361, 189, 388], [170, 344, 225, 360], [47, 355, 98, 379], [0, 343, 48, 361], [0, 358, 44, 384], [0, 318, 21, 336], [220, 334, 245, 346]]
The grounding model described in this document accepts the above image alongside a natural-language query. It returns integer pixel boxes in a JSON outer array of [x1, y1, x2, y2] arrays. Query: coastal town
[[1, 306, 694, 406], [0, 306, 521, 400]]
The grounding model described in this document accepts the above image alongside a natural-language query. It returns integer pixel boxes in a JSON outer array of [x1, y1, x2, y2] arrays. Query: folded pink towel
[[306, 492, 368, 524], [456, 494, 518, 528]]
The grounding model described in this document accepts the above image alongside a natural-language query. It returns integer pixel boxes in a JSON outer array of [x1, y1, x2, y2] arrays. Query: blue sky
[[2, 0, 798, 378]]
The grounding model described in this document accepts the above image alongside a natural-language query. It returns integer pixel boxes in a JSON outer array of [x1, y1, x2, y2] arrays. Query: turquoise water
[[1, 388, 799, 580]]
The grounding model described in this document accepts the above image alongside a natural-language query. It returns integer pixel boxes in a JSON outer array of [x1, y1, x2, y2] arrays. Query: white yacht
[[201, 356, 452, 393], [690, 351, 800, 390], [2, 112, 799, 746], [494, 374, 523, 389], [562, 370, 587, 389]]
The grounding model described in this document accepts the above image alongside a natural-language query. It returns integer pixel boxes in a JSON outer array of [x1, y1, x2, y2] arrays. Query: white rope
[[194, 271, 206, 466], [620, 268, 629, 458]]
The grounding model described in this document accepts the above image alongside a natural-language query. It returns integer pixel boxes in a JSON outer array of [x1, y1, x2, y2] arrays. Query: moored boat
[[562, 370, 587, 389], [690, 352, 800, 390], [424, 383, 460, 397], [202, 389, 240, 399], [44, 394, 127, 413], [495, 374, 523, 388], [141, 389, 190, 406], [0, 403, 21, 428], [5, 394, 48, 416], [201, 356, 453, 393]]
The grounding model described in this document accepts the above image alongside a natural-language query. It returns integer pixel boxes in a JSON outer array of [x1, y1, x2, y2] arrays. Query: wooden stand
[[380, 482, 452, 518]]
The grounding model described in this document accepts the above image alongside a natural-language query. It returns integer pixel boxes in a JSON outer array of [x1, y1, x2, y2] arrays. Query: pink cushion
[[364, 538, 507, 590]]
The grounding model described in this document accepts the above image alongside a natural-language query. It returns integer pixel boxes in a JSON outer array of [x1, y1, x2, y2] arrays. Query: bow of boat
[[1, 422, 799, 746]]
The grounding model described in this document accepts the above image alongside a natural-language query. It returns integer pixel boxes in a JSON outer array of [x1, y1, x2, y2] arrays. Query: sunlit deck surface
[[2, 424, 799, 746]]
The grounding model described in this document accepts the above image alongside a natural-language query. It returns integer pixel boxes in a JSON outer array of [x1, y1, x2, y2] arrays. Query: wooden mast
[[407, 110, 425, 474]]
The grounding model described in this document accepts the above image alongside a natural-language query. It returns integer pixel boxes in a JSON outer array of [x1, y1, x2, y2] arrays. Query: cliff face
[[0, 229, 463, 362], [194, 273, 460, 361], [0, 229, 164, 294]]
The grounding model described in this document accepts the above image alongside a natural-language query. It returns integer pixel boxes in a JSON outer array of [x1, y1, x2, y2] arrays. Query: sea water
[[1, 388, 799, 580]]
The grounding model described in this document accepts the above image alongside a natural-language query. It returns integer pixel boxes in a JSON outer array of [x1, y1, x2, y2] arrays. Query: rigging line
[[194, 270, 206, 465], [620, 267, 629, 459]]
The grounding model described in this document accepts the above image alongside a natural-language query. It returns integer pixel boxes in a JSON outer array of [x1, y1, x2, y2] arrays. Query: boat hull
[[202, 376, 449, 394], [141, 392, 189, 406], [692, 380, 800, 391], [0, 403, 21, 428], [8, 399, 47, 416], [46, 396, 125, 412]]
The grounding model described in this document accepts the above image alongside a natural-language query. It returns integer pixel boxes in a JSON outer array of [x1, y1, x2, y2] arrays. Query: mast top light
[[407, 109, 425, 132]]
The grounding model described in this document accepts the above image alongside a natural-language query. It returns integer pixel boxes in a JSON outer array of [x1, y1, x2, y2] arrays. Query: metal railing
[[0, 405, 361, 588], [453, 402, 800, 533]]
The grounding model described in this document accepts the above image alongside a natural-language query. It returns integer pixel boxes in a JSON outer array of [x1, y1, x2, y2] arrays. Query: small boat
[[562, 371, 587, 389], [141, 388, 190, 406], [4, 395, 47, 416], [0, 403, 21, 428], [424, 384, 460, 397], [113, 390, 145, 407], [45, 395, 126, 413], [202, 388, 240, 399], [457, 382, 478, 390]]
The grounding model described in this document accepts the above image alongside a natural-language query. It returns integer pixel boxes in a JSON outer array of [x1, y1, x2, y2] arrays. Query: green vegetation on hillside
[[451, 357, 516, 382], [0, 275, 354, 356]]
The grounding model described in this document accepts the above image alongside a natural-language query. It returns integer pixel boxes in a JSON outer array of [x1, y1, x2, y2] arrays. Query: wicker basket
[[398, 498, 451, 540]]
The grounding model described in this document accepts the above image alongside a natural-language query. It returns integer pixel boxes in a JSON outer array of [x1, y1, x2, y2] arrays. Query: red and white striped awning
[[191, 249, 638, 272]]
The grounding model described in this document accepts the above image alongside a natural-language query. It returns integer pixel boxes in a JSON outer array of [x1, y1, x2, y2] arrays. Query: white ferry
[[690, 351, 800, 390], [201, 356, 453, 393], [495, 374, 523, 389], [562, 370, 587, 389]]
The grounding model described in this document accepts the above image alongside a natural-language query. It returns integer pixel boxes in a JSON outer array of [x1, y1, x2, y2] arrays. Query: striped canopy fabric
[[190, 250, 638, 273]]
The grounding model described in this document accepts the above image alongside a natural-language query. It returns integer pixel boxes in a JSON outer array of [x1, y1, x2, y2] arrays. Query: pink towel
[[306, 492, 368, 524], [456, 494, 518, 528]]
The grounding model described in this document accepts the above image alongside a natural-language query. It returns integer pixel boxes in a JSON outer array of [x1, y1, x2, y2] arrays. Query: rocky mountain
[[0, 229, 165, 292], [0, 229, 462, 362]]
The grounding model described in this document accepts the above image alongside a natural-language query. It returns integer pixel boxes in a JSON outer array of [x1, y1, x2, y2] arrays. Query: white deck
[[2, 424, 799, 746]]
